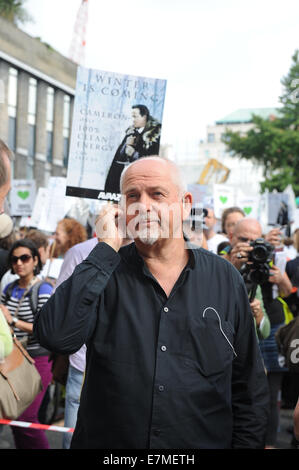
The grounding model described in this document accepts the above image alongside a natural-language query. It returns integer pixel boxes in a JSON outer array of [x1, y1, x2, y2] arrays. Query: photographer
[[224, 218, 271, 340], [226, 218, 292, 448]]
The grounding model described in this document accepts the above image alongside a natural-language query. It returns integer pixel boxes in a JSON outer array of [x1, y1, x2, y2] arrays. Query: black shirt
[[34, 242, 269, 449], [0, 247, 8, 280]]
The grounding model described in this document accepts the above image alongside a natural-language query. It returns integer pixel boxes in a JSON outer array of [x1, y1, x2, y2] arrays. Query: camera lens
[[252, 245, 267, 262]]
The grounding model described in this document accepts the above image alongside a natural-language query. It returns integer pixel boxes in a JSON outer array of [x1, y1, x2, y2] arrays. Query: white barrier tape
[[0, 418, 74, 433]]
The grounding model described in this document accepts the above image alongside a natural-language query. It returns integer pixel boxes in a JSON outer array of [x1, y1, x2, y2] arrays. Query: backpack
[[4, 279, 46, 315], [275, 316, 299, 373]]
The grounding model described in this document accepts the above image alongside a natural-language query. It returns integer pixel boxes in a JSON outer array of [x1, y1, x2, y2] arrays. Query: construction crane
[[68, 0, 89, 65], [198, 158, 230, 185]]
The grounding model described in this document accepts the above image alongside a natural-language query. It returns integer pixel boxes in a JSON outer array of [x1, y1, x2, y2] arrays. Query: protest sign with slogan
[[66, 67, 167, 202], [10, 179, 36, 216]]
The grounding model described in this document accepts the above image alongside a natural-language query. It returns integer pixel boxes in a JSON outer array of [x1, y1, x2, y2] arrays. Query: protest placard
[[10, 180, 36, 216], [66, 67, 167, 202], [235, 191, 259, 219], [30, 187, 48, 228], [213, 184, 235, 218]]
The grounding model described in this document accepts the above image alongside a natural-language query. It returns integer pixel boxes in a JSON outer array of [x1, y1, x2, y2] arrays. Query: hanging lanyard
[[13, 277, 38, 319]]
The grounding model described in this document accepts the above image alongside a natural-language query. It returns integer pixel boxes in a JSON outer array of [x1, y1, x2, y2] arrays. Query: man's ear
[[182, 193, 192, 221]]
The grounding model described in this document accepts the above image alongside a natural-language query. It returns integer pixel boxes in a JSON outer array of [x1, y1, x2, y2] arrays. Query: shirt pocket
[[184, 314, 235, 376]]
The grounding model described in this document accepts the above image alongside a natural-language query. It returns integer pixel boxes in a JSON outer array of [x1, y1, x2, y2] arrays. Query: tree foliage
[[223, 50, 299, 195], [0, 0, 33, 25]]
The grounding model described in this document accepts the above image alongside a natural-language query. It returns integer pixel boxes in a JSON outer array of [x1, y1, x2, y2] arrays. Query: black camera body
[[240, 238, 274, 286]]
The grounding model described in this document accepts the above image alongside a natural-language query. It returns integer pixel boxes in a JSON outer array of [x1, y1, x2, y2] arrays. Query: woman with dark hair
[[0, 238, 54, 449]]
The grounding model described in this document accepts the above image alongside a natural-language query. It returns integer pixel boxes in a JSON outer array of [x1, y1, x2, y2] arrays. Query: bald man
[[226, 217, 292, 448], [34, 157, 269, 449]]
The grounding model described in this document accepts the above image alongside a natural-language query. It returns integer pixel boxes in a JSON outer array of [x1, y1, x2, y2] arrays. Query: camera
[[240, 238, 274, 286]]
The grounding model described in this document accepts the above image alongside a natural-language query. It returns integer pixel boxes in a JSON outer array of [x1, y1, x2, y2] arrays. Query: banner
[[66, 67, 167, 202], [10, 180, 36, 216]]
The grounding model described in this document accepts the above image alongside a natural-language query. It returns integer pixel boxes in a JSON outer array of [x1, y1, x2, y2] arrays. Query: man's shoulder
[[194, 247, 242, 279]]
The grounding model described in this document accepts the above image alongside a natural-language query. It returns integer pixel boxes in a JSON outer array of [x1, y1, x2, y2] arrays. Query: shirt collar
[[120, 241, 197, 271]]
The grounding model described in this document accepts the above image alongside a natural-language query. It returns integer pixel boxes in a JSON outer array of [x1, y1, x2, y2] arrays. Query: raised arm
[[33, 242, 120, 355]]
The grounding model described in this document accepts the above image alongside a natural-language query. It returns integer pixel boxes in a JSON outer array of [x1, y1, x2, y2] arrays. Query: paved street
[[0, 408, 297, 450]]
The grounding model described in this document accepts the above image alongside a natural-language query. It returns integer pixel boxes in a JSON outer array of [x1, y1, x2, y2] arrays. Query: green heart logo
[[219, 196, 228, 204], [243, 207, 252, 215], [17, 191, 29, 200]]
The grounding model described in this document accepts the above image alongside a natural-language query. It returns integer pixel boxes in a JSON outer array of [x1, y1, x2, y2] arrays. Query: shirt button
[[158, 385, 165, 392], [161, 345, 167, 352], [163, 307, 169, 312], [153, 429, 161, 436]]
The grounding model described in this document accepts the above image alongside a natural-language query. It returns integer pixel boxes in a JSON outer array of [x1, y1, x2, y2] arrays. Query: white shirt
[[207, 233, 229, 254]]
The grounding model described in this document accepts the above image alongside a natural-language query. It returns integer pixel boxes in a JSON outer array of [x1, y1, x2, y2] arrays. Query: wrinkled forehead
[[122, 160, 173, 190], [234, 223, 262, 240]]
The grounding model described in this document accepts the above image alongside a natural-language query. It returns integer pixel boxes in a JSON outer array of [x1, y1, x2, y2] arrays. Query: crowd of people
[[0, 138, 299, 450]]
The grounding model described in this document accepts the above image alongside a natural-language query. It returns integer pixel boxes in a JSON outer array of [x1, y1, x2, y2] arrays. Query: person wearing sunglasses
[[0, 239, 54, 449]]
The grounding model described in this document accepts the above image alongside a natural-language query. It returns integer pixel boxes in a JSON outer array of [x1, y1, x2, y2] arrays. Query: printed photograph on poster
[[66, 67, 167, 201]]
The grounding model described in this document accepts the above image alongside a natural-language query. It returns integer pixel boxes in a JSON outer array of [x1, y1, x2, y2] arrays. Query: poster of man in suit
[[66, 67, 167, 202], [104, 104, 161, 194]]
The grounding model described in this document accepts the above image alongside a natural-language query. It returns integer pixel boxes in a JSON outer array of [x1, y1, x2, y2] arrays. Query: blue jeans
[[62, 364, 84, 449]]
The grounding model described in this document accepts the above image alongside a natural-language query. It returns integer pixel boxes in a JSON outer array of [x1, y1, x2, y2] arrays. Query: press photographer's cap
[[0, 213, 13, 239]]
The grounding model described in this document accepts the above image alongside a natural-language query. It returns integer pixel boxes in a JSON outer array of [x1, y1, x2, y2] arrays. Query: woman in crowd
[[53, 217, 87, 258], [221, 206, 245, 239], [0, 239, 54, 449]]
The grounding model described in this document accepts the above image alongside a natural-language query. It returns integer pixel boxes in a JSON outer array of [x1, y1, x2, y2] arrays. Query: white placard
[[10, 179, 36, 216], [42, 258, 64, 280], [213, 184, 235, 218], [30, 187, 49, 228], [235, 191, 259, 219], [37, 178, 68, 233]]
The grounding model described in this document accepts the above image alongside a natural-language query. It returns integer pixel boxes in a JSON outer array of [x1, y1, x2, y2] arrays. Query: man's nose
[[138, 193, 153, 212]]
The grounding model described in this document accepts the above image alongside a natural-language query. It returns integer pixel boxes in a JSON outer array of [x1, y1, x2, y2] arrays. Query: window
[[8, 67, 18, 152], [207, 133, 215, 143], [27, 78, 37, 178], [46, 87, 54, 163], [63, 95, 71, 167]]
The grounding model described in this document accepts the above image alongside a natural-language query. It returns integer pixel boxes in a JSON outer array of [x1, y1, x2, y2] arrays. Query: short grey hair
[[120, 156, 187, 197]]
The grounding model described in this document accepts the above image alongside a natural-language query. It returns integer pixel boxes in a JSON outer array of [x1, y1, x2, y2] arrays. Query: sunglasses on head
[[11, 254, 33, 264]]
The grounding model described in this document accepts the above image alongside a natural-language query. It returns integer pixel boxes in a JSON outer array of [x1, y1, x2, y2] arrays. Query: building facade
[[0, 16, 77, 189], [197, 107, 278, 192]]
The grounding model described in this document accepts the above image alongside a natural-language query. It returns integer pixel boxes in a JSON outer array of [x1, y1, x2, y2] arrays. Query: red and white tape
[[0, 418, 74, 433]]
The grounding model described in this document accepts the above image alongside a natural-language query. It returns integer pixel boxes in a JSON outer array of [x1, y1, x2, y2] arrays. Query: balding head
[[120, 156, 186, 197], [119, 156, 192, 246], [231, 218, 262, 246]]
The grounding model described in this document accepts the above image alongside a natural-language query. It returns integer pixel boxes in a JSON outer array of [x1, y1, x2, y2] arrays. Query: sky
[[20, 0, 299, 160]]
